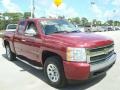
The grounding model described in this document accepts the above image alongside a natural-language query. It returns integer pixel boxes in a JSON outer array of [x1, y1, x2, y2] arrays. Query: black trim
[[89, 61, 115, 78], [17, 55, 43, 67]]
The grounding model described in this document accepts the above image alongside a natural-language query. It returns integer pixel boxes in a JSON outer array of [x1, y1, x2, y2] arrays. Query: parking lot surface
[[0, 31, 120, 90]]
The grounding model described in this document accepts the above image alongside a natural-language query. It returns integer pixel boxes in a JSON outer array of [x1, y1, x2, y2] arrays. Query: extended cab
[[3, 18, 116, 88]]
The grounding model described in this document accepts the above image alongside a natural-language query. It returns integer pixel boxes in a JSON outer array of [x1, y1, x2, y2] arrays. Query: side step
[[16, 57, 43, 70]]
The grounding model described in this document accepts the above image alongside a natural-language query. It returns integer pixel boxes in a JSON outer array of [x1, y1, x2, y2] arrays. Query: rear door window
[[18, 21, 26, 34], [24, 21, 38, 36]]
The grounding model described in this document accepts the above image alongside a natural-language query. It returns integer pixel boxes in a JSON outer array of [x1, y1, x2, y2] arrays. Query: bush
[[0, 31, 4, 38], [0, 34, 3, 38]]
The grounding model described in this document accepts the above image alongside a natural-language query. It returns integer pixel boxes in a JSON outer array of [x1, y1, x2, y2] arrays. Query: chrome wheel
[[6, 46, 11, 59], [47, 64, 60, 83]]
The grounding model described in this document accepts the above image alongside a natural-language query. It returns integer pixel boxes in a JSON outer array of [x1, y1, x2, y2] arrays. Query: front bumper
[[63, 53, 116, 80], [63, 61, 90, 80], [90, 53, 116, 72]]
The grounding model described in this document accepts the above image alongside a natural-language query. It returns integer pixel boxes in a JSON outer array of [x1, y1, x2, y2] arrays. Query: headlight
[[67, 47, 87, 62]]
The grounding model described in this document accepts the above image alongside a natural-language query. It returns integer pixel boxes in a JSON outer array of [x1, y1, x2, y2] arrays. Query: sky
[[0, 0, 120, 21]]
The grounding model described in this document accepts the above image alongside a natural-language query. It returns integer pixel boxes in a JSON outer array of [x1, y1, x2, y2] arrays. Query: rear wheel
[[44, 56, 66, 88], [5, 45, 16, 61]]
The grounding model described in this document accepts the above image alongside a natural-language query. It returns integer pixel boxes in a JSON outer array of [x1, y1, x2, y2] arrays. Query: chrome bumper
[[90, 53, 116, 72]]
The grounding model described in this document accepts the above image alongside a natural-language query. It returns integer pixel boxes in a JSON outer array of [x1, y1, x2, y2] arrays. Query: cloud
[[35, 2, 80, 18], [46, 3, 79, 18], [1, 0, 21, 12], [112, 0, 120, 7], [90, 4, 102, 19], [103, 0, 111, 5], [104, 10, 114, 19], [35, 0, 120, 20], [39, 0, 49, 6], [90, 1, 120, 21]]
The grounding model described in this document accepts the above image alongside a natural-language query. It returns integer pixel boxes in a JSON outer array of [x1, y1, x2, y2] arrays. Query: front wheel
[[5, 45, 16, 61], [44, 56, 66, 88]]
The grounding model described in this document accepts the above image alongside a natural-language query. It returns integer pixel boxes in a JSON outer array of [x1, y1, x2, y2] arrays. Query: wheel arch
[[42, 50, 64, 65], [4, 40, 9, 47]]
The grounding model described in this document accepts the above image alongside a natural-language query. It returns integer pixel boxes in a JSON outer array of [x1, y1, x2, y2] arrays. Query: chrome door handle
[[21, 39, 26, 42]]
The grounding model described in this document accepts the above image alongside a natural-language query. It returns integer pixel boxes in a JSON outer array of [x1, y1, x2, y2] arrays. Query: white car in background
[[6, 24, 17, 31], [97, 26, 108, 32], [78, 26, 85, 32], [115, 26, 120, 30]]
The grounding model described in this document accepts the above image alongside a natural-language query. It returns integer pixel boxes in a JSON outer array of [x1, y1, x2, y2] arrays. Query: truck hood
[[45, 33, 113, 48]]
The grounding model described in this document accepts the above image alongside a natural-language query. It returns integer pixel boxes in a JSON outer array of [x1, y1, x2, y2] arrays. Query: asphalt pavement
[[0, 31, 120, 90]]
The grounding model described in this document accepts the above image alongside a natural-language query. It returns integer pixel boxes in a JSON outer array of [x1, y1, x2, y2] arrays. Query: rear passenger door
[[14, 21, 26, 56]]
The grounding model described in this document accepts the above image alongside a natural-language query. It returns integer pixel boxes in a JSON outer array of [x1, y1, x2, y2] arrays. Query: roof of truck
[[27, 18, 60, 21], [18, 18, 62, 23]]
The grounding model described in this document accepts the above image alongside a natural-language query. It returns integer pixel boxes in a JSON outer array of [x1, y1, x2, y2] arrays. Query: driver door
[[21, 21, 41, 62]]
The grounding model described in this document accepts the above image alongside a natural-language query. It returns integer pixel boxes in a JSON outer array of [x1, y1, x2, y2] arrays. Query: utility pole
[[113, 10, 116, 30], [90, 1, 95, 31], [31, 0, 35, 18]]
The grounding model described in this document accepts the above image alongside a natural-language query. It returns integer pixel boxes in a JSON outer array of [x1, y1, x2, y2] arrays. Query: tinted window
[[26, 22, 37, 32], [18, 21, 26, 34], [25, 22, 37, 34]]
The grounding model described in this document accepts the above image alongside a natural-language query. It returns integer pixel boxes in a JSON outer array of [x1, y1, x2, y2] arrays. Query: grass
[[0, 30, 4, 38], [0, 34, 3, 38]]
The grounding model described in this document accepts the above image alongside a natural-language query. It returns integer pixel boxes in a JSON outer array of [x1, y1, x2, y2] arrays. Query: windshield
[[40, 19, 79, 35]]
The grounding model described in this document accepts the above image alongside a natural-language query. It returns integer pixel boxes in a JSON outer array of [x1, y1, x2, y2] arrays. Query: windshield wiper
[[70, 30, 81, 33], [53, 30, 80, 34], [54, 31, 70, 33]]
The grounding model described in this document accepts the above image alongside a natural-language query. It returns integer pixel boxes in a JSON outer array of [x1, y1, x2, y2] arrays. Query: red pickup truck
[[3, 18, 116, 88]]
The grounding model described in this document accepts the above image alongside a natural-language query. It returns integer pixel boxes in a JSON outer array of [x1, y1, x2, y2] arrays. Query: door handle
[[21, 39, 26, 42]]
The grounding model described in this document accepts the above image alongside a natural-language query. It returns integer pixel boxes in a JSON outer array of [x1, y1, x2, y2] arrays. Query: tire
[[44, 56, 66, 88], [5, 45, 16, 61]]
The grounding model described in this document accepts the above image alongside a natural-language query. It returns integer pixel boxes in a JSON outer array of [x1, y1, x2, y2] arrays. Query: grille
[[90, 51, 114, 64], [89, 44, 114, 52], [87, 43, 114, 64]]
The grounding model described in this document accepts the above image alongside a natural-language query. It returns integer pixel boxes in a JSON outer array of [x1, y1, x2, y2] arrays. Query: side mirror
[[25, 28, 37, 36]]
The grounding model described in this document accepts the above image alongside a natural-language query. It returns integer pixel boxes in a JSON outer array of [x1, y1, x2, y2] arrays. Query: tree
[[106, 20, 113, 26], [114, 21, 120, 26], [58, 16, 65, 19], [72, 17, 80, 24], [68, 18, 72, 23], [92, 19, 97, 25], [0, 12, 23, 30], [81, 17, 88, 26], [24, 12, 31, 19], [92, 19, 102, 26], [0, 14, 3, 20], [97, 21, 102, 26], [0, 20, 5, 30], [3, 12, 23, 23]]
